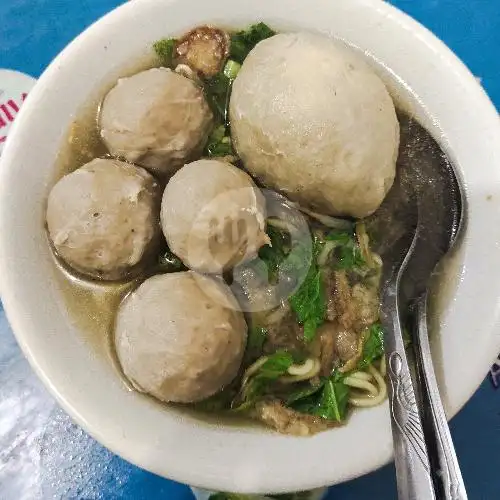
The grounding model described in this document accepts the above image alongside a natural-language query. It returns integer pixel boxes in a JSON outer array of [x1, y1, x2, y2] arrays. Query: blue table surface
[[1, 1, 499, 499]]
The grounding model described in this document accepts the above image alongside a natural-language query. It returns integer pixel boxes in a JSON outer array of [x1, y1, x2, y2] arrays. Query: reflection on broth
[[47, 22, 463, 436]]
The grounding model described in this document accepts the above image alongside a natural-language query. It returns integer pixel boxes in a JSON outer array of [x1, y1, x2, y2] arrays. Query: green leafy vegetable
[[247, 326, 268, 356], [153, 38, 177, 64], [324, 231, 353, 245], [230, 23, 277, 63], [256, 351, 294, 379], [203, 72, 235, 157], [233, 351, 294, 411], [289, 261, 326, 342], [157, 246, 185, 272], [285, 382, 323, 406], [314, 375, 350, 422], [357, 323, 385, 370], [326, 230, 366, 270], [223, 59, 242, 79], [288, 372, 350, 423], [203, 24, 275, 158], [205, 124, 235, 157], [257, 224, 291, 283], [204, 72, 232, 125]]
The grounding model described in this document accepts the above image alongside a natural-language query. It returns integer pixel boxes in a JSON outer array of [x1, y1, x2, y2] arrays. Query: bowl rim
[[1, 0, 500, 493]]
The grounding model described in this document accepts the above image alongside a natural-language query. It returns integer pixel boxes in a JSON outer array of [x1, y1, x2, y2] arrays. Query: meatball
[[46, 158, 160, 280], [114, 272, 247, 403], [230, 33, 399, 218], [161, 159, 268, 273], [100, 68, 213, 177]]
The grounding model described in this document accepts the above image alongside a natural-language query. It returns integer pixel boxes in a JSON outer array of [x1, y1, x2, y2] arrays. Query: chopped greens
[[254, 351, 294, 379], [289, 259, 326, 342], [204, 72, 233, 126], [257, 224, 291, 283], [205, 124, 234, 157], [230, 23, 276, 63], [288, 372, 350, 423], [315, 375, 350, 422], [246, 326, 268, 357], [202, 23, 275, 158], [233, 351, 294, 411], [153, 37, 177, 64], [223, 59, 242, 79], [157, 246, 185, 272], [357, 323, 385, 370], [325, 230, 366, 270], [203, 70, 234, 156], [285, 382, 323, 406]]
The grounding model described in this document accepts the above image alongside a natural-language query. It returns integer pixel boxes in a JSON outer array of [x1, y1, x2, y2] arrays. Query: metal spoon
[[398, 118, 467, 499], [368, 115, 435, 499]]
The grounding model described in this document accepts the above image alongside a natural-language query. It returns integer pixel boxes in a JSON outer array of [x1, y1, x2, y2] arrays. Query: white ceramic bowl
[[1, 0, 499, 494]]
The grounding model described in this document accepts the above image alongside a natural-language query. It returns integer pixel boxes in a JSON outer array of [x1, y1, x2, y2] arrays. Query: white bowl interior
[[1, 0, 499, 493]]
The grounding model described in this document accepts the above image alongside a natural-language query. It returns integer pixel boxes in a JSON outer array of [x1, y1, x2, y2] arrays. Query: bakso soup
[[46, 22, 449, 436]]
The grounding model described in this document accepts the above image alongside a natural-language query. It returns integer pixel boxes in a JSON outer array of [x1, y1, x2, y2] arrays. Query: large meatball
[[46, 158, 160, 280], [115, 272, 247, 403], [161, 159, 268, 273], [230, 33, 400, 218], [100, 68, 213, 177]]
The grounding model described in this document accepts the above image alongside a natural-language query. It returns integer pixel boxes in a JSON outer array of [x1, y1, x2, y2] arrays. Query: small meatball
[[161, 159, 268, 273], [230, 32, 399, 218], [175, 26, 229, 78], [115, 272, 247, 403], [100, 68, 213, 177], [46, 158, 160, 280]]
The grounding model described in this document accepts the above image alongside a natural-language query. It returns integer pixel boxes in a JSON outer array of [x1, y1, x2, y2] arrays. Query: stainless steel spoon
[[379, 210, 437, 500], [399, 118, 467, 499], [365, 113, 435, 499], [367, 114, 466, 499]]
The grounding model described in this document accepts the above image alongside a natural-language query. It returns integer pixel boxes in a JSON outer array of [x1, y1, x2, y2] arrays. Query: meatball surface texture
[[46, 158, 160, 280], [100, 68, 213, 177], [230, 32, 399, 218], [161, 159, 268, 273], [115, 271, 247, 403]]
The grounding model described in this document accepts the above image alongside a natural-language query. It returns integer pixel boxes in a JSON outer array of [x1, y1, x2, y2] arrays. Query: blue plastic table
[[1, 1, 499, 498]]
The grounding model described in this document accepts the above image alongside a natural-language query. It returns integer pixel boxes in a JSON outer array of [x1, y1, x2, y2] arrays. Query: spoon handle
[[381, 285, 436, 500], [414, 293, 468, 500]]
